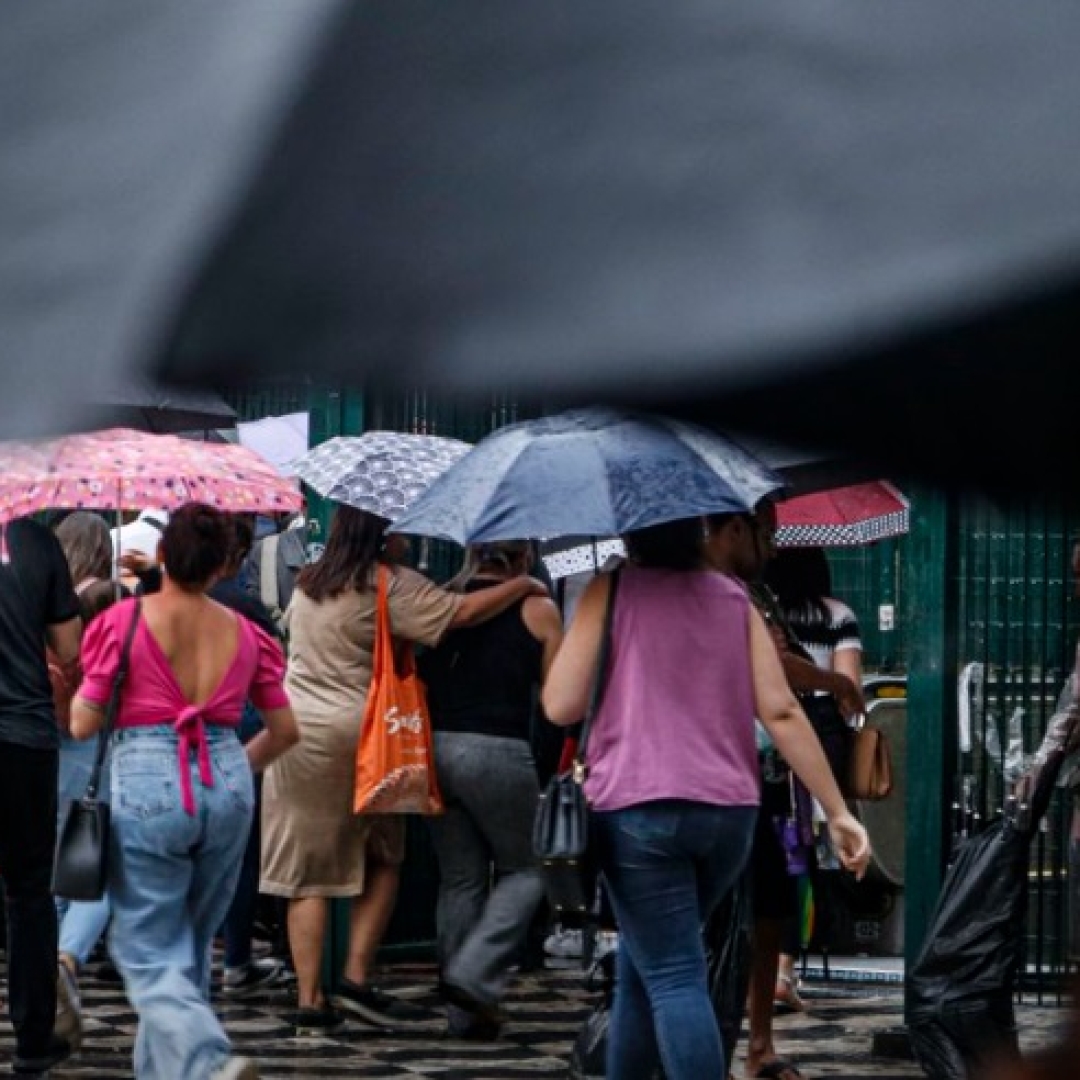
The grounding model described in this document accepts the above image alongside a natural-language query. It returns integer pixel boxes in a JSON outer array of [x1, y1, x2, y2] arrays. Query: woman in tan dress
[[260, 506, 548, 1035]]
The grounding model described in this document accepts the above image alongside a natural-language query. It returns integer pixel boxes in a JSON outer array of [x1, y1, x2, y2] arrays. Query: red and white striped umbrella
[[774, 480, 909, 547], [0, 427, 301, 525]]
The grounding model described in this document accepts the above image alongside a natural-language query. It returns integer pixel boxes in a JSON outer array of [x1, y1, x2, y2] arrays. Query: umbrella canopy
[[291, 431, 472, 521], [7, 3, 1080, 493], [774, 480, 910, 548], [390, 407, 786, 546], [85, 381, 238, 434], [0, 427, 301, 524], [237, 411, 309, 477]]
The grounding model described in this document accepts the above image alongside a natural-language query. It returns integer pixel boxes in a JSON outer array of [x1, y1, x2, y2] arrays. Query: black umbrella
[[7, 2, 1080, 492], [85, 383, 237, 434]]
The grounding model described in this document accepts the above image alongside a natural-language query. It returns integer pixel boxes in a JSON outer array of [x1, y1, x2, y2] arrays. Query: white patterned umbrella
[[290, 431, 472, 521]]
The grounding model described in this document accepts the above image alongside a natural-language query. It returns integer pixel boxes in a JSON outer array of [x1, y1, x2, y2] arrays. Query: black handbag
[[52, 600, 141, 902], [532, 571, 619, 915]]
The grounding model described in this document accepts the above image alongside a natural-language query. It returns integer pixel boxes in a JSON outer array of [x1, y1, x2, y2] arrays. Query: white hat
[[110, 508, 169, 559]]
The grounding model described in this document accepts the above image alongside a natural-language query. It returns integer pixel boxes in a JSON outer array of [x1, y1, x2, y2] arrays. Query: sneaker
[[543, 927, 584, 959], [55, 960, 84, 1049], [594, 929, 619, 959], [211, 1055, 260, 1080], [13, 1034, 74, 1074], [290, 1004, 345, 1037], [223, 957, 287, 997], [331, 978, 426, 1028], [445, 1002, 501, 1041]]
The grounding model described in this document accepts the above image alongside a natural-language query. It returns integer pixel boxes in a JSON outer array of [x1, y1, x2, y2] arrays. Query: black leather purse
[[52, 600, 141, 902], [532, 571, 619, 914]]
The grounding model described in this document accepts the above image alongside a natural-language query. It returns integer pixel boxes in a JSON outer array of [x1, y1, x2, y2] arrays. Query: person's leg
[[288, 897, 330, 1009], [107, 731, 248, 1080], [596, 801, 756, 1080], [426, 733, 499, 974], [745, 808, 799, 1077], [341, 860, 400, 986], [0, 743, 62, 1064], [442, 736, 546, 1009]]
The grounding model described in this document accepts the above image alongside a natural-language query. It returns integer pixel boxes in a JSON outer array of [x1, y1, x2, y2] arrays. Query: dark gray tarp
[[5, 2, 1080, 491]]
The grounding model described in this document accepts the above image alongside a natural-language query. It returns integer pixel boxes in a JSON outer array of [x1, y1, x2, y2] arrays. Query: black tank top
[[418, 580, 543, 741]]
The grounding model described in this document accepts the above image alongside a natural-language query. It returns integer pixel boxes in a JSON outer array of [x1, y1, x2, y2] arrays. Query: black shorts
[[750, 779, 799, 921]]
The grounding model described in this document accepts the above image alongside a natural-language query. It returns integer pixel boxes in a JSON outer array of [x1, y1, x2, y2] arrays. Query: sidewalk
[[0, 952, 1071, 1078]]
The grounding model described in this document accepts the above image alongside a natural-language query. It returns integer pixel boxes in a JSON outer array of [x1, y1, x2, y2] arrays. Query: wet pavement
[[0, 951, 1073, 1078]]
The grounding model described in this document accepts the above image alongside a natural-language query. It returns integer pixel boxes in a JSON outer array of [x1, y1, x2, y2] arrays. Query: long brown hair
[[55, 511, 112, 584], [296, 505, 387, 602]]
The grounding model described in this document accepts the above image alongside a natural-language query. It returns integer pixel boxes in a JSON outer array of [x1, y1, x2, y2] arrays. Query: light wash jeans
[[108, 726, 253, 1080], [426, 732, 545, 1007], [56, 733, 111, 965], [593, 799, 757, 1080]]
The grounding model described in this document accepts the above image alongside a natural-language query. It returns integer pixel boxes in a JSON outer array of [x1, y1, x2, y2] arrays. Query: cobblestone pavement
[[0, 953, 1072, 1078]]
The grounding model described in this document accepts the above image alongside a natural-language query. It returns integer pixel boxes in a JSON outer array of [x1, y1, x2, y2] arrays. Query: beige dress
[[260, 565, 460, 898]]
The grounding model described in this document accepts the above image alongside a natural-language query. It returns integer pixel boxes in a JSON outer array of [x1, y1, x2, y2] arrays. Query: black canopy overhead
[[86, 383, 237, 434], [5, 2, 1080, 493]]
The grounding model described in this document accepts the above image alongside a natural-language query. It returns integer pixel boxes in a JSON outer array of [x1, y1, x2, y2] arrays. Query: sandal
[[773, 973, 806, 1013]]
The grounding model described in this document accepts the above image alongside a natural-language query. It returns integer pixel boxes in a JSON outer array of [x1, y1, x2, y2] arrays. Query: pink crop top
[[78, 597, 290, 814]]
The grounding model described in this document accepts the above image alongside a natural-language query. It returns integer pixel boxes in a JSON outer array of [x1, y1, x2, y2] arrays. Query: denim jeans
[[108, 726, 254, 1080], [426, 732, 545, 1006], [593, 799, 757, 1080], [0, 741, 59, 1059], [56, 733, 111, 965]]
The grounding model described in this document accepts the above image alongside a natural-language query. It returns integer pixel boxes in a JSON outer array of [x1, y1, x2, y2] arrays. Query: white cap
[[110, 508, 169, 559]]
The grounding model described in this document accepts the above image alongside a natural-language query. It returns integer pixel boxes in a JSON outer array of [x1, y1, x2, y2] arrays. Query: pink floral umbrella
[[0, 427, 301, 525]]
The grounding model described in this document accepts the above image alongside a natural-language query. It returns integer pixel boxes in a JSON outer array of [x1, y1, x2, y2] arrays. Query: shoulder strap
[[575, 569, 621, 765], [260, 533, 281, 612], [86, 599, 142, 800]]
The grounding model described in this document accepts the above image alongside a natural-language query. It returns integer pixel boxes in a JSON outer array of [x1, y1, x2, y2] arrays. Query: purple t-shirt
[[585, 564, 761, 812]]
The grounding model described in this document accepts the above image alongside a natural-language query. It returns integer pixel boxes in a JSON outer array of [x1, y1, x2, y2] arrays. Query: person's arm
[[541, 573, 609, 726], [69, 695, 106, 739], [521, 594, 565, 678], [779, 651, 865, 720], [46, 615, 82, 666], [245, 704, 300, 772], [748, 605, 871, 878], [448, 574, 549, 629]]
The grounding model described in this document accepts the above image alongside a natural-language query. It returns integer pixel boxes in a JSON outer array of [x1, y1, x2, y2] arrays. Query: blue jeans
[[108, 726, 254, 1080], [593, 800, 757, 1080], [56, 733, 111, 966]]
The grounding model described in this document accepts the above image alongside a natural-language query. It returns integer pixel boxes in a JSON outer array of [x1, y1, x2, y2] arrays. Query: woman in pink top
[[543, 513, 870, 1080], [71, 503, 299, 1080]]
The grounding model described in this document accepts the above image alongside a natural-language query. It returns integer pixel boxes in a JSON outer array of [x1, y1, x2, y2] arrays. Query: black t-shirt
[[0, 518, 80, 749]]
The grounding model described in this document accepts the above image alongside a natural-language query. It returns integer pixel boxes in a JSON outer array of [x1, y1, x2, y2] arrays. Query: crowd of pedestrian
[[0, 495, 873, 1080]]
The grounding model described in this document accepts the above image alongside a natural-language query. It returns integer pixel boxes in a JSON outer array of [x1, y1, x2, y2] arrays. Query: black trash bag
[[705, 874, 754, 1079], [567, 950, 616, 1080]]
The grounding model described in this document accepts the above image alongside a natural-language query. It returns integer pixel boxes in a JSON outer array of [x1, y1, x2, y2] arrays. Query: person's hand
[[826, 810, 872, 880], [833, 675, 867, 723], [118, 549, 154, 575]]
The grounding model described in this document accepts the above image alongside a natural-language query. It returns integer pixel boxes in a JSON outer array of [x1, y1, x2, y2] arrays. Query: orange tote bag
[[354, 566, 444, 814]]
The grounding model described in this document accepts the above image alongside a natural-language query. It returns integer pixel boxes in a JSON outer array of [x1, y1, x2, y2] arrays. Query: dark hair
[[296, 505, 386, 601], [78, 579, 129, 624], [160, 502, 229, 588], [764, 545, 833, 623], [447, 539, 531, 590], [223, 514, 255, 575], [623, 516, 702, 570], [55, 511, 112, 584]]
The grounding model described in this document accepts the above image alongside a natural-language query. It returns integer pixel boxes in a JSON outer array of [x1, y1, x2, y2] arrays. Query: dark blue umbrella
[[389, 406, 785, 545]]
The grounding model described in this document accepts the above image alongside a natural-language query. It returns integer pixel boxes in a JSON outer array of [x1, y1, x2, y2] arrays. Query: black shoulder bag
[[532, 570, 619, 915], [52, 599, 142, 901]]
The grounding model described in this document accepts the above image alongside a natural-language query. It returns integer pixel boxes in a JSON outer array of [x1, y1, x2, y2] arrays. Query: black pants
[[0, 742, 59, 1057]]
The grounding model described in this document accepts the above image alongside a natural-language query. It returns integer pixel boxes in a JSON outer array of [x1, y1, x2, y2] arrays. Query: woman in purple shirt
[[542, 512, 869, 1080], [71, 503, 299, 1080]]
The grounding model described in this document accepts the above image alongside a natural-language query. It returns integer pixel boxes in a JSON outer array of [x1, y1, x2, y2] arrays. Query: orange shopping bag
[[354, 566, 444, 814]]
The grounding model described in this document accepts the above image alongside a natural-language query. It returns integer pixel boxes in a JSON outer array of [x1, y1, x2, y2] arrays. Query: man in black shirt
[[0, 517, 82, 1074]]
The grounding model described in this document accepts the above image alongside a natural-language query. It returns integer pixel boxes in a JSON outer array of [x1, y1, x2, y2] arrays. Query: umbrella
[[0, 427, 302, 525], [85, 381, 238, 434], [236, 411, 309, 477], [389, 407, 786, 545], [290, 431, 472, 521], [773, 480, 910, 548], [7, 4, 1080, 495]]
